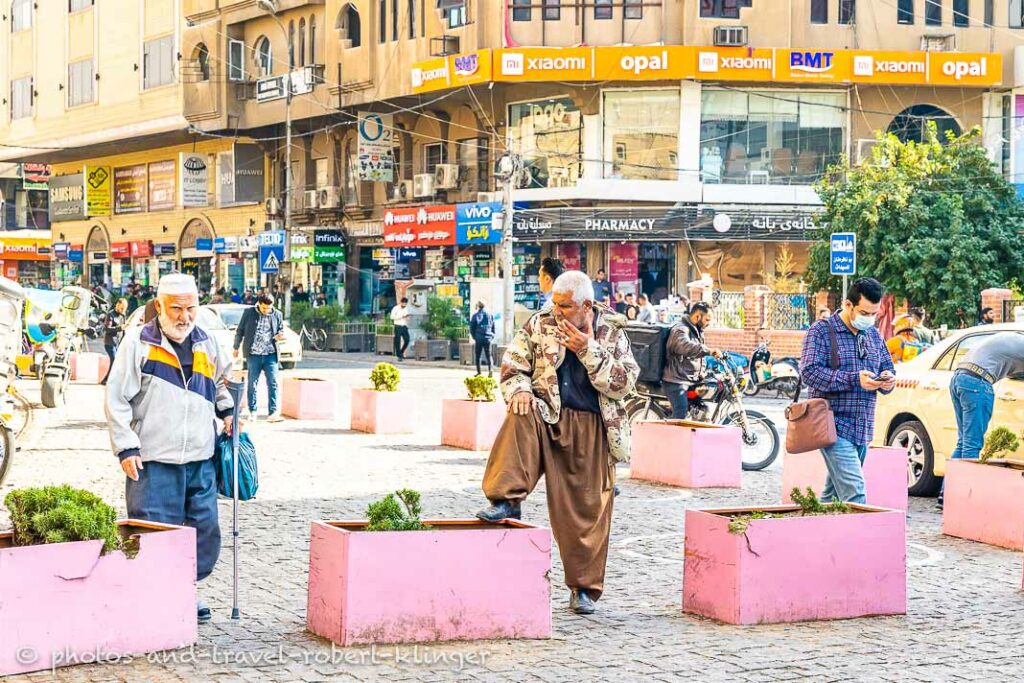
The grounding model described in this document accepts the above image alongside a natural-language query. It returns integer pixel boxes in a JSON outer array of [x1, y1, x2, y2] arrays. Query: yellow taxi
[[874, 323, 1024, 497]]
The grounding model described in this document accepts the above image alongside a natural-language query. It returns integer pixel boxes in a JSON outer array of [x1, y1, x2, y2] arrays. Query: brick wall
[[981, 288, 1014, 324], [694, 284, 811, 359]]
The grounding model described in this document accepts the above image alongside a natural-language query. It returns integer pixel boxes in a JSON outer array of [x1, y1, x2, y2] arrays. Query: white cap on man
[[157, 273, 199, 297]]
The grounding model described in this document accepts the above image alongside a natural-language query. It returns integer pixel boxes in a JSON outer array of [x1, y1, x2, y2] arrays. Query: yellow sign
[[410, 46, 1003, 93], [84, 165, 111, 216]]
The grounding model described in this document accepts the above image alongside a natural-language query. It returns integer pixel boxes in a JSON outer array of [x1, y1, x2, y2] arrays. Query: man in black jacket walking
[[469, 301, 495, 376], [233, 294, 285, 422], [100, 298, 128, 385]]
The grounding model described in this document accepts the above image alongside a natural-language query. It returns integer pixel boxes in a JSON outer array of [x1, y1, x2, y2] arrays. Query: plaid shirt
[[799, 314, 895, 446]]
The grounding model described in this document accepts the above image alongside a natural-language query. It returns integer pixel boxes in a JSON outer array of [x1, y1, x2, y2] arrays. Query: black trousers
[[474, 340, 492, 375], [393, 326, 410, 359], [664, 381, 689, 419], [101, 342, 117, 384]]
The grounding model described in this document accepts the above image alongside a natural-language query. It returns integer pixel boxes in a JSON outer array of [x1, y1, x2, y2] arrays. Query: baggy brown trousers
[[482, 407, 615, 600]]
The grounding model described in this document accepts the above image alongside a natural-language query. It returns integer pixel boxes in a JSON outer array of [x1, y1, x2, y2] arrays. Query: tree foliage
[[805, 125, 1024, 327]]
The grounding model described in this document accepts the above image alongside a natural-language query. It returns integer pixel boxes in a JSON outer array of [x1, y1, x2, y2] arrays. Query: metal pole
[[842, 274, 848, 304], [500, 168, 516, 346], [283, 41, 294, 322], [224, 377, 245, 621]]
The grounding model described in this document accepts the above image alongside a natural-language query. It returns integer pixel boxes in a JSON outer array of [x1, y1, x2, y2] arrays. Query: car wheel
[[280, 362, 295, 370], [889, 420, 941, 497]]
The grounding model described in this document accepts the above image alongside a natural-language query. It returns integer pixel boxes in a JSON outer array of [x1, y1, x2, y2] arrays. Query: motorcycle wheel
[[0, 423, 12, 486], [743, 378, 760, 396], [41, 375, 63, 408], [721, 408, 780, 471], [626, 397, 668, 426]]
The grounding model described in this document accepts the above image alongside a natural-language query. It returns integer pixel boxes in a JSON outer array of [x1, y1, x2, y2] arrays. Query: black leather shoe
[[614, 485, 620, 497], [570, 589, 596, 615], [476, 499, 521, 522], [197, 600, 211, 623]]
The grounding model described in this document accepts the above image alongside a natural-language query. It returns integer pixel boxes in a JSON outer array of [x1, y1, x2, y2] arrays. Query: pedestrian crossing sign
[[259, 239, 284, 273]]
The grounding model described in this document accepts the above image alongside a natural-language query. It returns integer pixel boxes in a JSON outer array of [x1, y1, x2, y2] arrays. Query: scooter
[[744, 339, 801, 401]]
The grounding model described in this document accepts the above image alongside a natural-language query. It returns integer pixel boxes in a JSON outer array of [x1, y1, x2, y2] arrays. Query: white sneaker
[[266, 413, 285, 423]]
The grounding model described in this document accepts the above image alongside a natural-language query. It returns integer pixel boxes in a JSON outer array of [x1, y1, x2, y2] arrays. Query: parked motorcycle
[[26, 286, 93, 408], [626, 354, 780, 471], [0, 277, 26, 485], [744, 339, 801, 401]]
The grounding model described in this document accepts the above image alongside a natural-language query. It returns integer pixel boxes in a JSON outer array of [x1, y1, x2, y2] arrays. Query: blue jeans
[[820, 437, 869, 504], [663, 381, 689, 419], [126, 458, 221, 581], [939, 371, 995, 502], [247, 352, 280, 415]]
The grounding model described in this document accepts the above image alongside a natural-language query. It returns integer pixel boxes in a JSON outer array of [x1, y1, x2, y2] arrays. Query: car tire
[[280, 362, 295, 370], [889, 420, 942, 497]]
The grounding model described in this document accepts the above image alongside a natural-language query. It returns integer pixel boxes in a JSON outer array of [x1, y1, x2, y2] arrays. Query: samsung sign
[[48, 174, 87, 222]]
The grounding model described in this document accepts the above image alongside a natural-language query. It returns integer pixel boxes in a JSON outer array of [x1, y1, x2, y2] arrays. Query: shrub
[[980, 426, 1021, 462], [369, 362, 400, 392], [790, 487, 852, 515], [5, 485, 123, 554], [366, 489, 430, 532], [290, 302, 345, 331], [423, 296, 464, 341], [465, 375, 498, 402]]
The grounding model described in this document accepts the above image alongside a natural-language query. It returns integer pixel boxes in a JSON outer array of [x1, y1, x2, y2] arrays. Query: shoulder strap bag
[[784, 323, 840, 454]]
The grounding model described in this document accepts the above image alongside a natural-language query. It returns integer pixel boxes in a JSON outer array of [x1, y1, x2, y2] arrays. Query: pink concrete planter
[[440, 399, 506, 451], [683, 505, 906, 624], [781, 446, 908, 511], [307, 519, 551, 645], [70, 352, 110, 384], [350, 388, 417, 434], [282, 377, 336, 420], [630, 420, 742, 488], [0, 520, 196, 676], [942, 459, 1024, 550]]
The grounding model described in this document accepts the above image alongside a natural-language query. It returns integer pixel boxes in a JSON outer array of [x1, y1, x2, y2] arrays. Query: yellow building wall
[[67, 9, 95, 63]]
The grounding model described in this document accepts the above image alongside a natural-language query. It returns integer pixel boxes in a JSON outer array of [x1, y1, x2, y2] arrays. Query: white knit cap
[[157, 272, 199, 297]]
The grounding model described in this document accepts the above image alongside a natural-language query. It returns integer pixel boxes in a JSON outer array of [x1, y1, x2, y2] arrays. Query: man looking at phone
[[234, 293, 287, 422], [799, 278, 896, 504]]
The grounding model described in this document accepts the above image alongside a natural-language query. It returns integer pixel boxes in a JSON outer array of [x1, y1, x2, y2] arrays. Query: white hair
[[551, 271, 595, 305], [157, 273, 198, 297]]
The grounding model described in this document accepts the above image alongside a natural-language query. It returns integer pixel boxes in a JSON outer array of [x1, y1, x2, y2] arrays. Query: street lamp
[[495, 152, 521, 347], [259, 0, 295, 319]]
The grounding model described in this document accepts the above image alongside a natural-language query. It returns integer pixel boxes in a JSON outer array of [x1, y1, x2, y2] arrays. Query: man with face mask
[[476, 271, 639, 616], [800, 277, 896, 504], [662, 302, 722, 419], [105, 273, 236, 624]]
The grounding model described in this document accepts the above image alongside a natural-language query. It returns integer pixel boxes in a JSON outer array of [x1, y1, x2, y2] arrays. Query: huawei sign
[[383, 205, 457, 247]]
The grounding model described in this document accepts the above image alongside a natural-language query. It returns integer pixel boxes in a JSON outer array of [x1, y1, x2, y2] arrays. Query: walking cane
[[225, 377, 245, 621]]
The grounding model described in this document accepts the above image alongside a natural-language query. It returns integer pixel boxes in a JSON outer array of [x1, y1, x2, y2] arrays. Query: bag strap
[[791, 319, 841, 404]]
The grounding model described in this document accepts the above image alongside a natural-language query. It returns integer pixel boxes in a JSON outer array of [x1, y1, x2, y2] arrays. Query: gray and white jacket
[[105, 319, 234, 465]]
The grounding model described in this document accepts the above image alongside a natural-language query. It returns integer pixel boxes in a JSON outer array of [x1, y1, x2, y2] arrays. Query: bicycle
[[298, 324, 328, 352]]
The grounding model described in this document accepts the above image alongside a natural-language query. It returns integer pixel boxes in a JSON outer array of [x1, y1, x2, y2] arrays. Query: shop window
[[603, 89, 680, 181], [337, 4, 362, 47], [925, 0, 942, 24], [68, 59, 95, 107], [595, 0, 613, 19], [624, 0, 643, 20], [512, 0, 531, 21], [543, 0, 560, 21], [897, 0, 914, 23], [887, 104, 961, 144], [839, 0, 855, 24], [143, 35, 176, 89], [508, 97, 582, 189], [953, 0, 968, 25], [699, 89, 846, 185], [255, 36, 272, 76], [11, 0, 31, 31], [810, 0, 828, 23]]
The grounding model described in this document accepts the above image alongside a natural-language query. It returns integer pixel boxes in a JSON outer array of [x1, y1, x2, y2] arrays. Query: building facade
[[2, 0, 1022, 308]]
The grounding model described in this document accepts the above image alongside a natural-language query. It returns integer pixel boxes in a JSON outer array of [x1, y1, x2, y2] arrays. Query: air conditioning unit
[[713, 25, 748, 47], [920, 33, 955, 52], [303, 190, 320, 210], [434, 164, 460, 189], [264, 219, 282, 231], [393, 179, 414, 201], [265, 197, 280, 215], [477, 191, 500, 203], [318, 186, 341, 208], [413, 173, 435, 198]]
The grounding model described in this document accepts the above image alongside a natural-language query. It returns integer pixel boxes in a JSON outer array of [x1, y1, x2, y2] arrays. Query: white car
[[124, 303, 302, 371], [206, 303, 302, 369]]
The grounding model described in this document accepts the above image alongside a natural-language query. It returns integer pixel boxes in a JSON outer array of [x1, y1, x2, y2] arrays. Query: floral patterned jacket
[[500, 304, 640, 462]]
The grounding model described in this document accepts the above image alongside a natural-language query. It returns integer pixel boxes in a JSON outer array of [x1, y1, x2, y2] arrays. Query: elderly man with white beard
[[105, 273, 236, 624]]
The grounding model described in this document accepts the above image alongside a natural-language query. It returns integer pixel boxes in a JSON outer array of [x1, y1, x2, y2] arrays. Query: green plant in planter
[[366, 489, 430, 531], [5, 485, 124, 554], [369, 362, 400, 392], [790, 487, 852, 515], [465, 375, 498, 402], [422, 296, 464, 340], [980, 426, 1021, 463]]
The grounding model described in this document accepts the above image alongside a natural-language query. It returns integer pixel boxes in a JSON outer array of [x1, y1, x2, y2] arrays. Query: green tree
[[805, 125, 1024, 327]]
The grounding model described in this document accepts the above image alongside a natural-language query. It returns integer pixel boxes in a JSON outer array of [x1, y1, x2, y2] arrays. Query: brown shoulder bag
[[784, 324, 839, 454]]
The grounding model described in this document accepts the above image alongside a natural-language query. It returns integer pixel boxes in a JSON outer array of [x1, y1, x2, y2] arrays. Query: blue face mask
[[852, 314, 877, 331]]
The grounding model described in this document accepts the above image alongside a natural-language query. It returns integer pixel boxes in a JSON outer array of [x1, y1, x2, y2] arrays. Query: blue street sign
[[259, 230, 285, 274], [830, 232, 856, 276], [213, 237, 227, 253], [195, 238, 213, 252]]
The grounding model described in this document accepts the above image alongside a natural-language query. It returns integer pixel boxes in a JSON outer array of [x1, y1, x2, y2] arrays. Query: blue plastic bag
[[215, 432, 259, 501]]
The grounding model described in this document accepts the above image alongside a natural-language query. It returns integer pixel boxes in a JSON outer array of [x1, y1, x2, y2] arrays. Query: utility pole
[[497, 153, 520, 346]]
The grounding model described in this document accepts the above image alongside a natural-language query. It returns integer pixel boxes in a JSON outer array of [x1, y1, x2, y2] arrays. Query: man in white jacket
[[105, 273, 236, 624]]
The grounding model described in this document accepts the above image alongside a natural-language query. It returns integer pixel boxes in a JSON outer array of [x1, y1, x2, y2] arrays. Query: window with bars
[[926, 0, 942, 24], [512, 0, 531, 21], [10, 76, 33, 120], [423, 143, 447, 175], [897, 0, 914, 23], [68, 59, 94, 107], [953, 0, 968, 25], [625, 0, 643, 19], [143, 35, 176, 89], [839, 0, 855, 24], [595, 0, 613, 19], [543, 0, 560, 21], [811, 0, 828, 23]]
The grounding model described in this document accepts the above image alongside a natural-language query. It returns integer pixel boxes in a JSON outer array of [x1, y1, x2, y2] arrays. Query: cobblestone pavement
[[3, 360, 1023, 682]]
